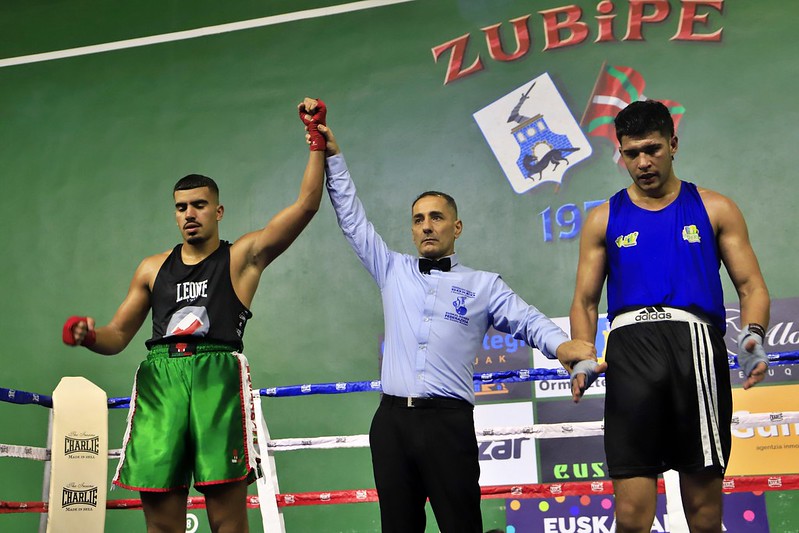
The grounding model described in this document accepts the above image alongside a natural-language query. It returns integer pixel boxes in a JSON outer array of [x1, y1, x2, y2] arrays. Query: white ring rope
[[4, 411, 797, 459]]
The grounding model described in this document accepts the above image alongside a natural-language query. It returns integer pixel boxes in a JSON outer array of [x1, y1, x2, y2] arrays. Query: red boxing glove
[[62, 316, 96, 347], [298, 99, 327, 152]]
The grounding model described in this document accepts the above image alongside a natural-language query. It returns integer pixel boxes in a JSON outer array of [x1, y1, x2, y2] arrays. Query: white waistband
[[610, 306, 710, 331]]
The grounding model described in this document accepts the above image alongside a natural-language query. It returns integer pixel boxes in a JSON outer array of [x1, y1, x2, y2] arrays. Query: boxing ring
[[2, 351, 799, 532]]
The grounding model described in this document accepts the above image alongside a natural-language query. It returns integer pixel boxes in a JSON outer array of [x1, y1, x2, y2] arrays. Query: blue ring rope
[[4, 351, 797, 410]]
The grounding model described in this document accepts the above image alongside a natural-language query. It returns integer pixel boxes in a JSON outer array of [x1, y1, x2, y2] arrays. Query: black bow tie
[[418, 257, 451, 274]]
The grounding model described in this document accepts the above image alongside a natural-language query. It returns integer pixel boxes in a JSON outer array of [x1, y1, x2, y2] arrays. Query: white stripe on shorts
[[235, 352, 261, 477], [690, 322, 725, 469], [112, 366, 140, 487]]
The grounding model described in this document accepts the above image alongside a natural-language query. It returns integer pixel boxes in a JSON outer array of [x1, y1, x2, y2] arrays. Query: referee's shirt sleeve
[[487, 275, 568, 360], [325, 153, 392, 288]]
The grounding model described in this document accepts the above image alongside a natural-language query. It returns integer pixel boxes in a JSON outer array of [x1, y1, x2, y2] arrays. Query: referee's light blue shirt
[[326, 154, 568, 404]]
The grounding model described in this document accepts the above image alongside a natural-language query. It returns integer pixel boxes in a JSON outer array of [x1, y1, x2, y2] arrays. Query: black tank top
[[146, 241, 252, 350]]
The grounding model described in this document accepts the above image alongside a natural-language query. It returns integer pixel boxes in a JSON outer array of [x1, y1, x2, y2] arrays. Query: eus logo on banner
[[553, 461, 606, 480], [473, 72, 592, 194]]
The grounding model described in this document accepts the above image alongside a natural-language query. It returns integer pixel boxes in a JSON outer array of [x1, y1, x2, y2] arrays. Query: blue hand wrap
[[570, 359, 601, 393], [737, 325, 769, 378]]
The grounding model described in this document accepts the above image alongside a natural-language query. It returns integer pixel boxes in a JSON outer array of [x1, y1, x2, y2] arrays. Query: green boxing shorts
[[112, 343, 261, 492]]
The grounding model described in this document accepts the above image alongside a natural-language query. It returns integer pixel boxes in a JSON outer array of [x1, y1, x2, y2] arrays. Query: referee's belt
[[380, 394, 473, 410], [611, 306, 710, 331]]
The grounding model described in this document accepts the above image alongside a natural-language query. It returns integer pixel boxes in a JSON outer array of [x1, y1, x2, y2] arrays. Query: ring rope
[[3, 411, 797, 459], [3, 475, 798, 514], [3, 350, 797, 409], [2, 353, 796, 519]]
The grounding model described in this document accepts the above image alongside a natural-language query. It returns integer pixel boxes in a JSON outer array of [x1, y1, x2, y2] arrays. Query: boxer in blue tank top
[[568, 101, 770, 533]]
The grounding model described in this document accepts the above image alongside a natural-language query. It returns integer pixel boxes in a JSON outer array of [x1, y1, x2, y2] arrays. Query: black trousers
[[369, 395, 483, 533]]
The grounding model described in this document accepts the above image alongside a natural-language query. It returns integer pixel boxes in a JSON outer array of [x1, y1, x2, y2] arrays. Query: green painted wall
[[1, 1, 797, 531]]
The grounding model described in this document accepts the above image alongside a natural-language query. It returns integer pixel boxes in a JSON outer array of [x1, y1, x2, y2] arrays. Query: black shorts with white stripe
[[603, 318, 731, 478]]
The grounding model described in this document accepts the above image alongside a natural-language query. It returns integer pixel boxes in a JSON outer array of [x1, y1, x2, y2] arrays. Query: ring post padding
[[45, 377, 108, 533], [253, 391, 286, 532]]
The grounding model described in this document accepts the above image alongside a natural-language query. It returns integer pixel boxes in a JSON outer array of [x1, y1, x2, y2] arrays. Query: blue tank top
[[605, 181, 726, 332]]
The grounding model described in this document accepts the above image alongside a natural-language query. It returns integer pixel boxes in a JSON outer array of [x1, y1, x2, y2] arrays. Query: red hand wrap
[[307, 123, 326, 151], [299, 99, 327, 151], [62, 316, 96, 347]]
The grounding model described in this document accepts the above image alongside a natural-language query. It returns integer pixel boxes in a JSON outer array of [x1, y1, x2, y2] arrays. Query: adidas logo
[[634, 306, 672, 322]]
